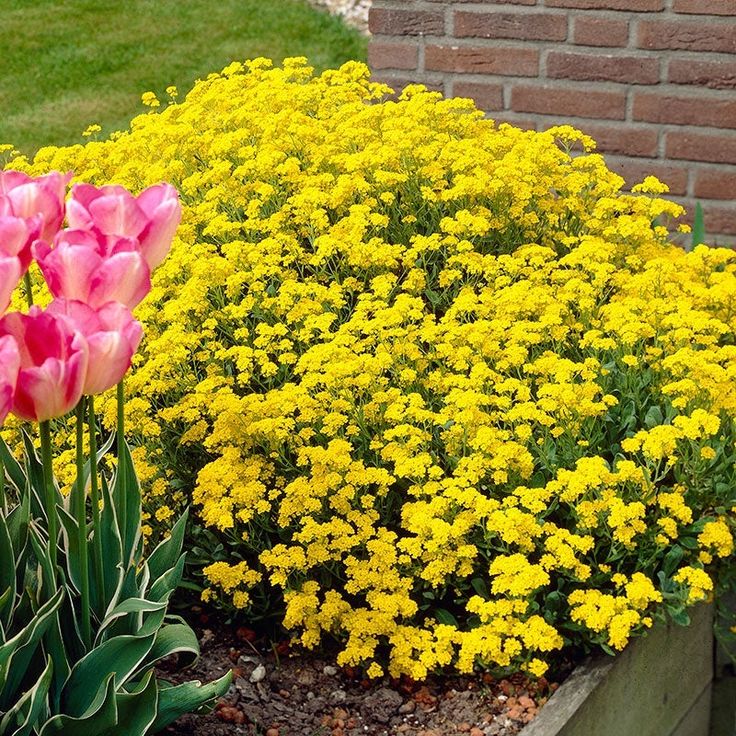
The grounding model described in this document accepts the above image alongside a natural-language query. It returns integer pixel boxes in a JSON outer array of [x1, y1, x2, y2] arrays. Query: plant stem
[[88, 395, 104, 607], [39, 420, 58, 577], [116, 380, 126, 559], [23, 271, 34, 308], [75, 400, 91, 649]]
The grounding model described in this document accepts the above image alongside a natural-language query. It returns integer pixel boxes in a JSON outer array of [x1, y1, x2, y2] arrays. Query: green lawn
[[0, 0, 367, 156]]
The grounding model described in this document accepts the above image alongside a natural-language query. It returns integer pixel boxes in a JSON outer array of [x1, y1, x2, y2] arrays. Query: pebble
[[323, 665, 339, 676], [306, 0, 371, 33], [331, 689, 347, 702], [398, 701, 415, 714], [249, 664, 267, 683], [265, 729, 280, 736], [470, 729, 484, 736]]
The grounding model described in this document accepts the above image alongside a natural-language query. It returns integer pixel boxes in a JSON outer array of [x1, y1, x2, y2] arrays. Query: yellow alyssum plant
[[6, 58, 736, 680]]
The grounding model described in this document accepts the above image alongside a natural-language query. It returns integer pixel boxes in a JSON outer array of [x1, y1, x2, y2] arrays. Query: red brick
[[511, 84, 626, 120], [452, 81, 505, 111], [573, 17, 630, 47], [634, 92, 736, 129], [368, 8, 444, 36], [581, 124, 659, 157], [638, 20, 736, 54], [425, 45, 539, 76], [700, 204, 736, 237], [666, 131, 736, 165], [607, 159, 689, 195], [548, 52, 659, 85], [546, 0, 663, 9], [668, 59, 736, 90], [368, 41, 419, 71], [454, 11, 567, 41], [693, 170, 736, 200], [672, 0, 736, 14]]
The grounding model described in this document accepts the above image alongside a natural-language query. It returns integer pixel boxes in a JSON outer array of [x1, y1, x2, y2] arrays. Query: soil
[[162, 620, 560, 736]]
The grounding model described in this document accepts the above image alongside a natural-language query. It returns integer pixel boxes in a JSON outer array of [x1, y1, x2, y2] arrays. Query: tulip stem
[[23, 272, 34, 308], [38, 421, 58, 578], [116, 380, 126, 560], [87, 395, 104, 610], [75, 400, 91, 650]]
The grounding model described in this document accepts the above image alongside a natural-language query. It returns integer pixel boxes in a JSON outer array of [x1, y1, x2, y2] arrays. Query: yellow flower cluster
[[7, 58, 736, 678]]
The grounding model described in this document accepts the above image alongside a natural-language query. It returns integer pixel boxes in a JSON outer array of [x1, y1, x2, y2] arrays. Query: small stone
[[398, 701, 415, 714], [519, 695, 535, 710], [470, 728, 484, 736], [323, 665, 339, 676], [249, 664, 266, 683], [265, 729, 280, 736], [331, 689, 347, 702], [457, 723, 471, 733], [307, 691, 315, 700]]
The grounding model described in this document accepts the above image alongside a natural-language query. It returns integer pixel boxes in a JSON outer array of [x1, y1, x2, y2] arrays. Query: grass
[[0, 0, 367, 156]]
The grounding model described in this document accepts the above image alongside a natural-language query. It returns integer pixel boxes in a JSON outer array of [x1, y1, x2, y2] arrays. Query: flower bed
[[6, 58, 735, 682]]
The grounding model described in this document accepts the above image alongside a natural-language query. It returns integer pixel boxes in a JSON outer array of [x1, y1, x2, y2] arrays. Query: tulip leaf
[[0, 514, 16, 629], [40, 674, 118, 736], [96, 597, 168, 643], [61, 633, 155, 717], [0, 437, 26, 495], [147, 508, 188, 583], [0, 588, 63, 709], [139, 622, 199, 672], [106, 669, 158, 736], [112, 440, 142, 569], [57, 507, 81, 594], [0, 654, 53, 736], [149, 553, 185, 603], [151, 670, 233, 733]]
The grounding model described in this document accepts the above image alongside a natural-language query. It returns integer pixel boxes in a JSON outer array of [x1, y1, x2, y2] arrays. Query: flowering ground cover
[[0, 0, 366, 156], [4, 59, 736, 706]]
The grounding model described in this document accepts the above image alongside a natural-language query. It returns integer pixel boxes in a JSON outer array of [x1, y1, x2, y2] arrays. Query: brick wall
[[367, 0, 736, 243]]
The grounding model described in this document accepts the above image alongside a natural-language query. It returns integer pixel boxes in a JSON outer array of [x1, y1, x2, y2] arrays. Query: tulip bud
[[0, 171, 71, 241], [0, 213, 43, 272], [0, 335, 20, 427], [47, 298, 143, 395], [0, 255, 22, 314], [0, 306, 89, 422], [33, 229, 151, 309], [67, 182, 181, 269]]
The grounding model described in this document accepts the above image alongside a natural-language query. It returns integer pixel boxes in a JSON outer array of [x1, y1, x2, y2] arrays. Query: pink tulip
[[0, 255, 22, 314], [47, 299, 143, 395], [0, 335, 20, 427], [33, 229, 151, 309], [0, 171, 71, 241], [0, 213, 43, 272], [0, 306, 88, 422], [67, 182, 181, 269]]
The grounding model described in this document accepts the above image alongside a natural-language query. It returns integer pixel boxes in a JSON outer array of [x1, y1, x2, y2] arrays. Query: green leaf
[[669, 606, 691, 627], [149, 553, 185, 603], [0, 514, 16, 629], [112, 440, 142, 569], [96, 598, 168, 644], [662, 544, 684, 578], [147, 509, 188, 583], [40, 675, 118, 736], [470, 577, 489, 599], [0, 588, 64, 708], [107, 669, 158, 736], [0, 655, 53, 736], [0, 438, 26, 494], [151, 670, 232, 733], [61, 633, 155, 718], [643, 405, 664, 429], [139, 622, 200, 672], [57, 507, 82, 594], [692, 202, 705, 248], [434, 608, 458, 627]]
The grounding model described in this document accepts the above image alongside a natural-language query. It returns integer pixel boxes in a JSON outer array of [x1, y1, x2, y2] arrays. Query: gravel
[[308, 0, 371, 33]]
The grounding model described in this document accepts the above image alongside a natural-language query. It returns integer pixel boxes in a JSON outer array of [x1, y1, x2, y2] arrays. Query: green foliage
[[0, 439, 231, 735]]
